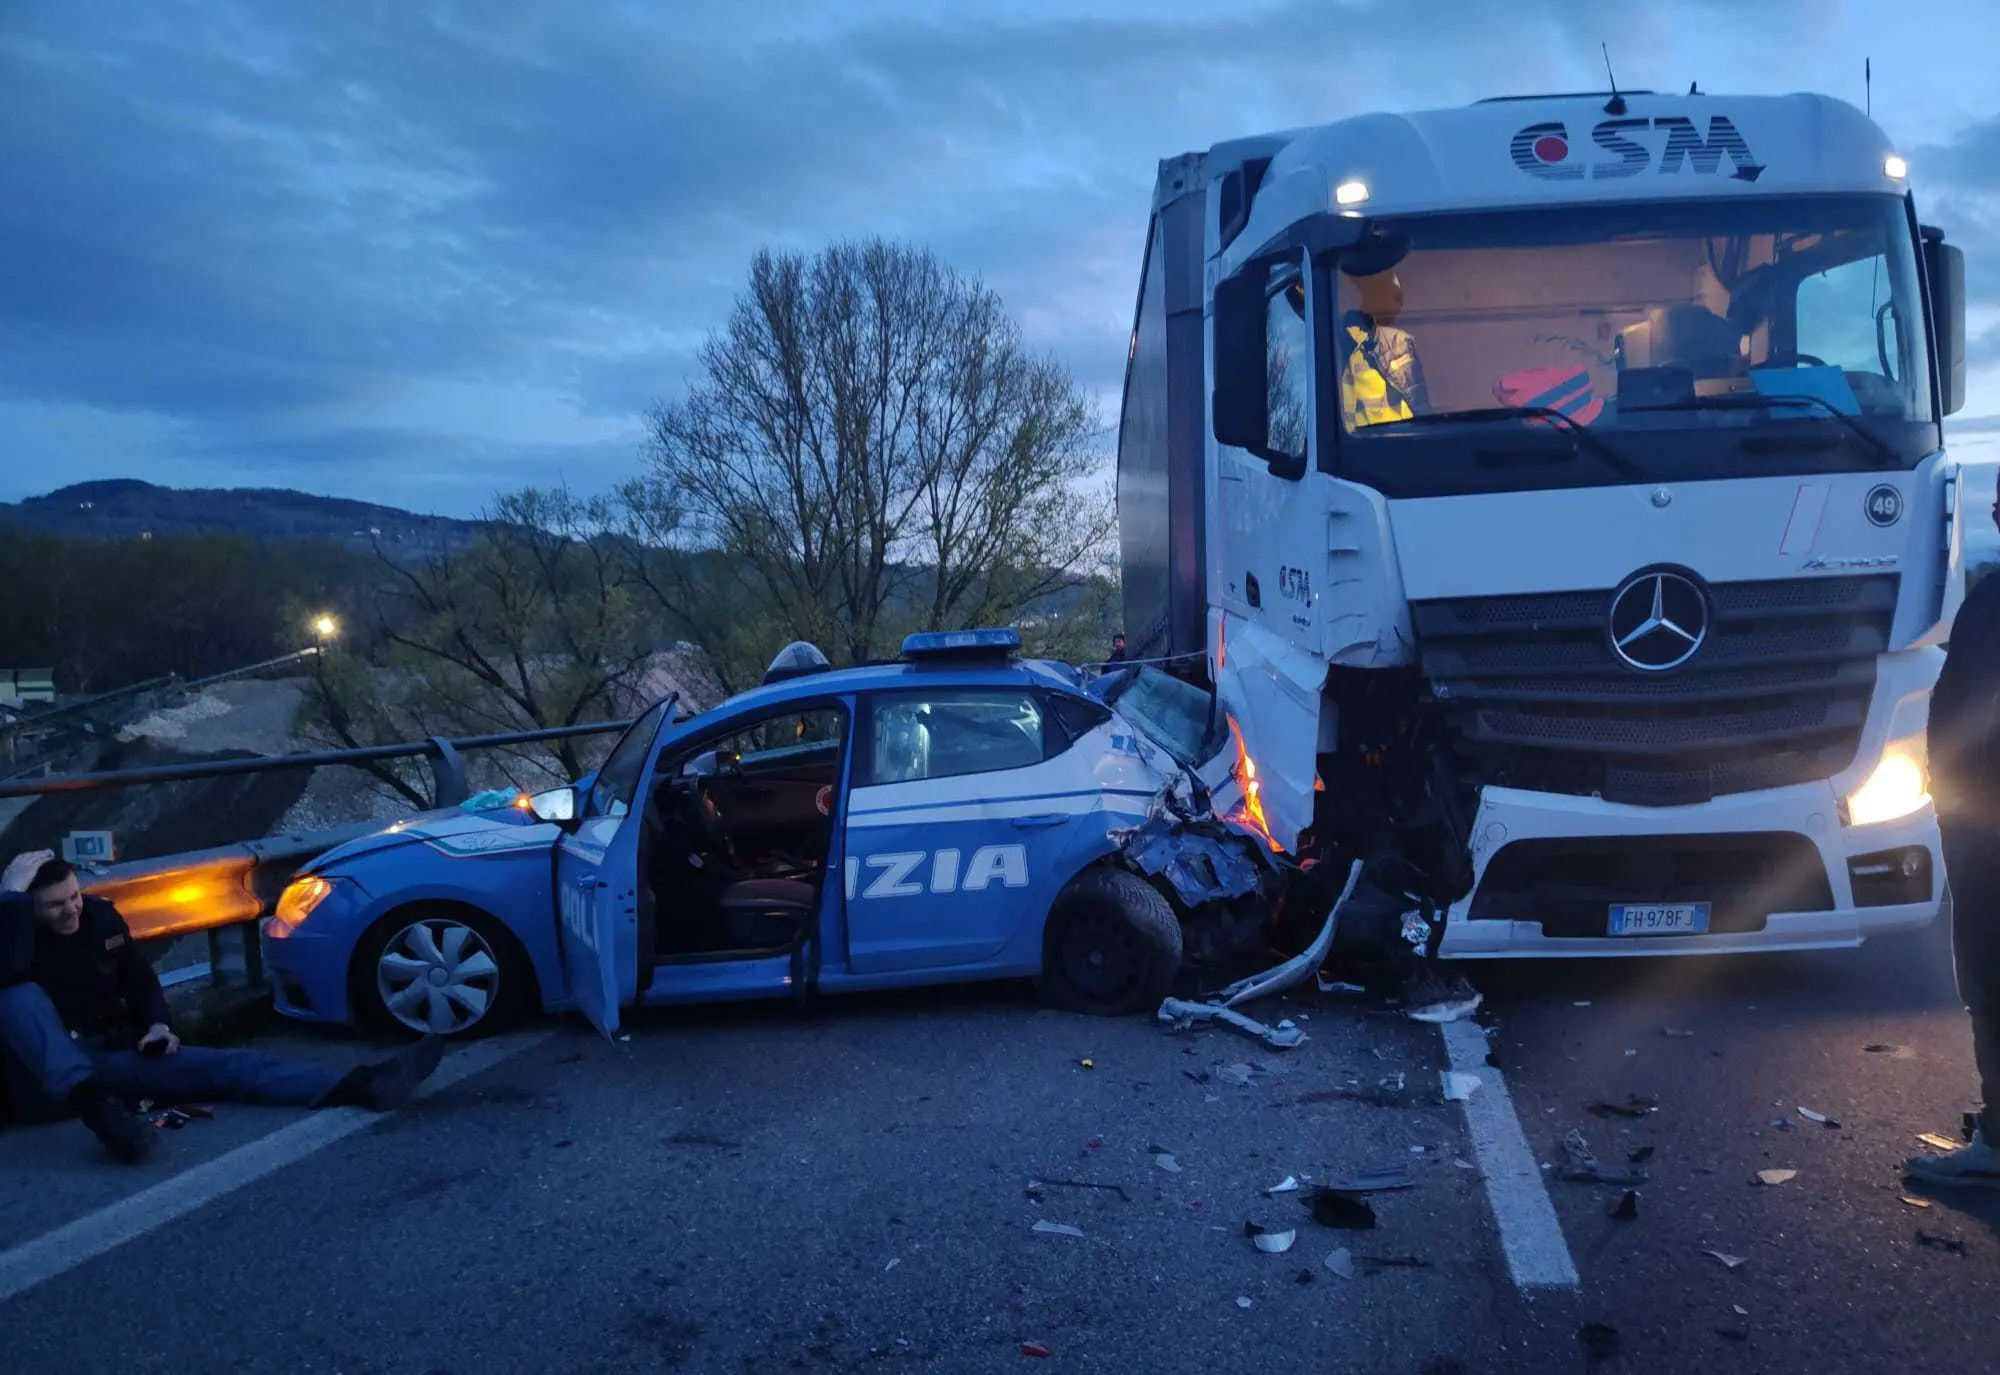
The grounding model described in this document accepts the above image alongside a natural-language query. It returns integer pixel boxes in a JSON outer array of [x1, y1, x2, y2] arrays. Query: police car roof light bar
[[900, 627, 1022, 660]]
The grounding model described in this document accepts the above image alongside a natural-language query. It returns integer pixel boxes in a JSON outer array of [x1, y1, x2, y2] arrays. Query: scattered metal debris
[[1608, 1190, 1639, 1221], [1559, 1128, 1649, 1186], [1917, 1132, 1961, 1152], [1704, 1249, 1748, 1270], [1304, 1187, 1378, 1230], [1326, 1164, 1417, 1193], [1158, 998, 1306, 1049], [1588, 1095, 1660, 1120], [1207, 861, 1361, 1008], [1245, 1222, 1298, 1254], [1117, 813, 1276, 908], [1324, 1248, 1356, 1280], [1031, 1221, 1085, 1239], [1754, 1169, 1797, 1187], [1901, 1196, 1934, 1209], [1027, 1177, 1132, 1203], [1216, 1063, 1263, 1088], [1798, 1107, 1841, 1129], [1317, 974, 1368, 996], [1264, 1175, 1300, 1195], [1441, 1071, 1481, 1103]]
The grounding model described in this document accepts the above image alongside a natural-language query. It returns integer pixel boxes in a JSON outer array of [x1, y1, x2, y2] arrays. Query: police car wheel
[[1039, 868, 1183, 1017], [353, 904, 534, 1040]]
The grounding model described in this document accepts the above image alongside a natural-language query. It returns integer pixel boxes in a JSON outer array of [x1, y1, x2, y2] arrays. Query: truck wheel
[[352, 904, 535, 1040], [1039, 868, 1183, 1017]]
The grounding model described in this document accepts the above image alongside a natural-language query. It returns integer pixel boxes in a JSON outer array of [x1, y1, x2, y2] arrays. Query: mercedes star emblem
[[1608, 570, 1709, 672]]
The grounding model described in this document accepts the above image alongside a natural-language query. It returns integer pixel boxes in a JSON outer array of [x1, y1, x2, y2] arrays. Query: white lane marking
[[1440, 1019, 1579, 1290], [0, 1031, 552, 1306]]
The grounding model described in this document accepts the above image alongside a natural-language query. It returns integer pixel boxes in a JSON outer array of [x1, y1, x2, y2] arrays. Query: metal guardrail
[[3, 718, 633, 979]]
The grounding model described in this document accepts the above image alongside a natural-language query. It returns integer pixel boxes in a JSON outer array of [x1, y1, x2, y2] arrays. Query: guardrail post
[[428, 735, 469, 807]]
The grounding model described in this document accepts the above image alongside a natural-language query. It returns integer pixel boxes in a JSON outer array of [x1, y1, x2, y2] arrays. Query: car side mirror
[[527, 786, 579, 827], [1922, 230, 1966, 416]]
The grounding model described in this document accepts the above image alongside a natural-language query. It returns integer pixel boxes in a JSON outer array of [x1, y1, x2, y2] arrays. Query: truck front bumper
[[1437, 781, 1943, 959]]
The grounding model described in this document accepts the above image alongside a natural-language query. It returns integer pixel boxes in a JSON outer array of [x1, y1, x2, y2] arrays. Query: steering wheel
[[1756, 351, 1829, 370]]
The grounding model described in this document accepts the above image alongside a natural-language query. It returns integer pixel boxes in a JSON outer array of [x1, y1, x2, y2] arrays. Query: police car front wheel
[[1039, 868, 1182, 1017]]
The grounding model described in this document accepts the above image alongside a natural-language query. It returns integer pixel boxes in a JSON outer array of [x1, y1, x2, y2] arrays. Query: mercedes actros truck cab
[[1117, 90, 1971, 957]]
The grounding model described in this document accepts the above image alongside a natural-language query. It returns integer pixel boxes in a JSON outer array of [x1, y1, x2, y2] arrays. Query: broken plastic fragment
[[1442, 1071, 1481, 1103], [1731, 1305, 1749, 1317], [1153, 1152, 1183, 1174], [1157, 998, 1306, 1050], [1917, 1132, 1960, 1152], [1900, 1195, 1934, 1209], [1032, 1221, 1085, 1239], [1317, 975, 1367, 996], [1704, 1249, 1747, 1270], [1216, 1063, 1260, 1088], [1324, 1248, 1356, 1279], [1588, 1095, 1659, 1120], [1326, 1164, 1417, 1193], [1264, 1175, 1300, 1195], [1798, 1106, 1841, 1128], [1209, 861, 1361, 1008], [1080, 1059, 1094, 1069], [1020, 1341, 1052, 1358], [883, 1257, 901, 1272], [1754, 1169, 1797, 1187], [1235, 1296, 1252, 1310], [1245, 1222, 1298, 1254], [1663, 1026, 1696, 1038]]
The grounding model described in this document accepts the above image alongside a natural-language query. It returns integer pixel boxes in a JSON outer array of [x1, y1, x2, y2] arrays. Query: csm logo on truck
[[1511, 115, 1763, 182], [846, 845, 1030, 900]]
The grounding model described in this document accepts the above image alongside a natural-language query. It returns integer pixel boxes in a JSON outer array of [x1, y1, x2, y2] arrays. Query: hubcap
[[377, 919, 501, 1034]]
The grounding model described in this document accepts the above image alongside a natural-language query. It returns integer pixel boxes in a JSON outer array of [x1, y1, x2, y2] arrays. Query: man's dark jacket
[[0, 892, 171, 1040], [1932, 571, 2000, 826]]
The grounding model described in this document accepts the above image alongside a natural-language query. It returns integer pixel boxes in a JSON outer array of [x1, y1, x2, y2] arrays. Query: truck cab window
[[1796, 253, 1903, 387], [1265, 262, 1311, 462]]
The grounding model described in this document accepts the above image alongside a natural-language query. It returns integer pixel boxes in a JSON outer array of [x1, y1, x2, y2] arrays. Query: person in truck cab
[[1906, 484, 2000, 1187], [1338, 268, 1431, 429], [0, 852, 446, 1164]]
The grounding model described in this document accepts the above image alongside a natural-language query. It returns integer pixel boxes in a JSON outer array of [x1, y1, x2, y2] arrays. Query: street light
[[311, 613, 340, 640]]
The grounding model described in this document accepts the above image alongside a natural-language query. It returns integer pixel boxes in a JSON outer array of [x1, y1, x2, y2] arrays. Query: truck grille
[[1411, 575, 1896, 806]]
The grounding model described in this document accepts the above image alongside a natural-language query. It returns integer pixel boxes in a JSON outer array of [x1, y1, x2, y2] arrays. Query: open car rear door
[[556, 818, 639, 1039]]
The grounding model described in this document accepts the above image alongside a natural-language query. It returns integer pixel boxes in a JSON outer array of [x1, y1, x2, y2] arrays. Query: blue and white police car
[[263, 630, 1233, 1038]]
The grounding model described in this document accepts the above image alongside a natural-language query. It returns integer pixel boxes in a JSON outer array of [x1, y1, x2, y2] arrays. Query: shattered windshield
[[1327, 194, 1937, 497], [1105, 667, 1223, 767]]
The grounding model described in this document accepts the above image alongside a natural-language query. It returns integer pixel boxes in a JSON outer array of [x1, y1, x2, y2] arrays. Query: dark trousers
[[0, 981, 343, 1121], [1942, 818, 2000, 1139]]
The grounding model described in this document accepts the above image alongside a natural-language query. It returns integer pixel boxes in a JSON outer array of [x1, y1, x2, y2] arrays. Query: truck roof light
[[900, 627, 1021, 661], [1334, 180, 1369, 207], [1884, 154, 1908, 180]]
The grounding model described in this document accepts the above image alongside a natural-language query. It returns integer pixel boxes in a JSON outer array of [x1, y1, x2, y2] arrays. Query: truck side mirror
[[1212, 270, 1271, 453], [1923, 230, 1966, 416]]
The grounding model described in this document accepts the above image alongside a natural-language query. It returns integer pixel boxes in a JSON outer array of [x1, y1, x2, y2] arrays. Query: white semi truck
[[1117, 89, 1971, 958]]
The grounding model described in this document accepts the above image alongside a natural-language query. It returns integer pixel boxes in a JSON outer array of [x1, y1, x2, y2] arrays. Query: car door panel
[[554, 814, 641, 1038]]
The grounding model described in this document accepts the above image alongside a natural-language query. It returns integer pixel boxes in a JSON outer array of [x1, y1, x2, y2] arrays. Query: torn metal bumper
[[1116, 813, 1279, 909]]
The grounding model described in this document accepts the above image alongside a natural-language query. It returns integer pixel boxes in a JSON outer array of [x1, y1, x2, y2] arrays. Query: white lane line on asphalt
[[0, 1031, 552, 1306], [1440, 1019, 1579, 1291]]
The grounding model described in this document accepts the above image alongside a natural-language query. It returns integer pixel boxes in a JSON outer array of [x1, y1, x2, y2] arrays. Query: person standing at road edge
[[0, 852, 446, 1164], [1907, 485, 2000, 1186]]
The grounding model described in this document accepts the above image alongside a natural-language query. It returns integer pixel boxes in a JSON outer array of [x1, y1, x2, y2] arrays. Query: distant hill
[[0, 479, 490, 554]]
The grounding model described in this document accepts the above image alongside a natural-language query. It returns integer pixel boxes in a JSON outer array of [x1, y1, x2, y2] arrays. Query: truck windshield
[[1326, 194, 1937, 497]]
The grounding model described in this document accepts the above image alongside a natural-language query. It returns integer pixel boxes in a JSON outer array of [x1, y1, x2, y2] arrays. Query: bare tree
[[625, 239, 1112, 683]]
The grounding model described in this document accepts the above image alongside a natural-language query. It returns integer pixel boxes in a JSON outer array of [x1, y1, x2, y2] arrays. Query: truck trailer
[[1117, 89, 1970, 958]]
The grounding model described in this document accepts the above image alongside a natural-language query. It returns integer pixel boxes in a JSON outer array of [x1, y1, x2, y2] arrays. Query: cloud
[[0, 0, 1995, 513]]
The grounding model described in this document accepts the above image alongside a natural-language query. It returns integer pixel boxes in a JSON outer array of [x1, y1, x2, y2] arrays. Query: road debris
[[1863, 1042, 1915, 1058], [1732, 1305, 1748, 1317], [1183, 1069, 1211, 1084], [1317, 974, 1367, 995], [1754, 1169, 1798, 1187], [1588, 1095, 1660, 1120], [1326, 1164, 1417, 1193], [1578, 1322, 1621, 1364], [1704, 1249, 1748, 1270], [1627, 1145, 1655, 1164], [1917, 1132, 1961, 1152], [1235, 1297, 1253, 1310], [1027, 1177, 1132, 1203], [1294, 1268, 1314, 1285], [1118, 813, 1276, 908], [1662, 1026, 1696, 1038], [1245, 1222, 1298, 1254], [1264, 1175, 1300, 1195], [1574, 1000, 1592, 1008], [1324, 1248, 1356, 1279], [1900, 1196, 1934, 1209], [1917, 1228, 1970, 1256], [1151, 1148, 1183, 1174], [1608, 1190, 1639, 1221], [1359, 1253, 1431, 1269], [1303, 1187, 1378, 1229], [1798, 1107, 1841, 1129], [1441, 1070, 1481, 1102], [883, 1257, 901, 1273], [1080, 1058, 1094, 1069], [1770, 1118, 1797, 1132], [1216, 1063, 1264, 1088], [1158, 998, 1306, 1049], [1031, 1221, 1086, 1239], [1560, 1129, 1649, 1186], [1019, 1341, 1052, 1358]]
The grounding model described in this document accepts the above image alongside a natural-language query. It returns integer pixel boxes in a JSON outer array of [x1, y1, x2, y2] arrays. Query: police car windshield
[[1326, 194, 1937, 497]]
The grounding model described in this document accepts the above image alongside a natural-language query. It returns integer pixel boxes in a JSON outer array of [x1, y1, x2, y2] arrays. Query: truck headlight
[[270, 875, 335, 936], [1845, 741, 1930, 827]]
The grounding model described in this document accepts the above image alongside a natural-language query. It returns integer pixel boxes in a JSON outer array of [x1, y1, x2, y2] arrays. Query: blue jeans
[[0, 982, 344, 1120]]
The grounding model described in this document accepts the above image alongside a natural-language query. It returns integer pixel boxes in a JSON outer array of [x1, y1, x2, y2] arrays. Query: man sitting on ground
[[0, 851, 446, 1164]]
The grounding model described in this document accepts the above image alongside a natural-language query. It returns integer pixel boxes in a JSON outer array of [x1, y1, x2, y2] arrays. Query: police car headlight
[[1845, 741, 1929, 827], [270, 876, 335, 936]]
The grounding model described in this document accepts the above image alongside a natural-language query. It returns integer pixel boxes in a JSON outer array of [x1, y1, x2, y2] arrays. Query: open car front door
[[553, 696, 676, 1039]]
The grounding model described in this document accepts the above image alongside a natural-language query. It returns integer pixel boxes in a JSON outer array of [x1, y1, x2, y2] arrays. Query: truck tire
[[1039, 868, 1183, 1017], [352, 903, 536, 1040]]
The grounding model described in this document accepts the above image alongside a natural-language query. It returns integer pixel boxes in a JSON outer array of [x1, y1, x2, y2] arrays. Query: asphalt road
[[0, 921, 1994, 1375]]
